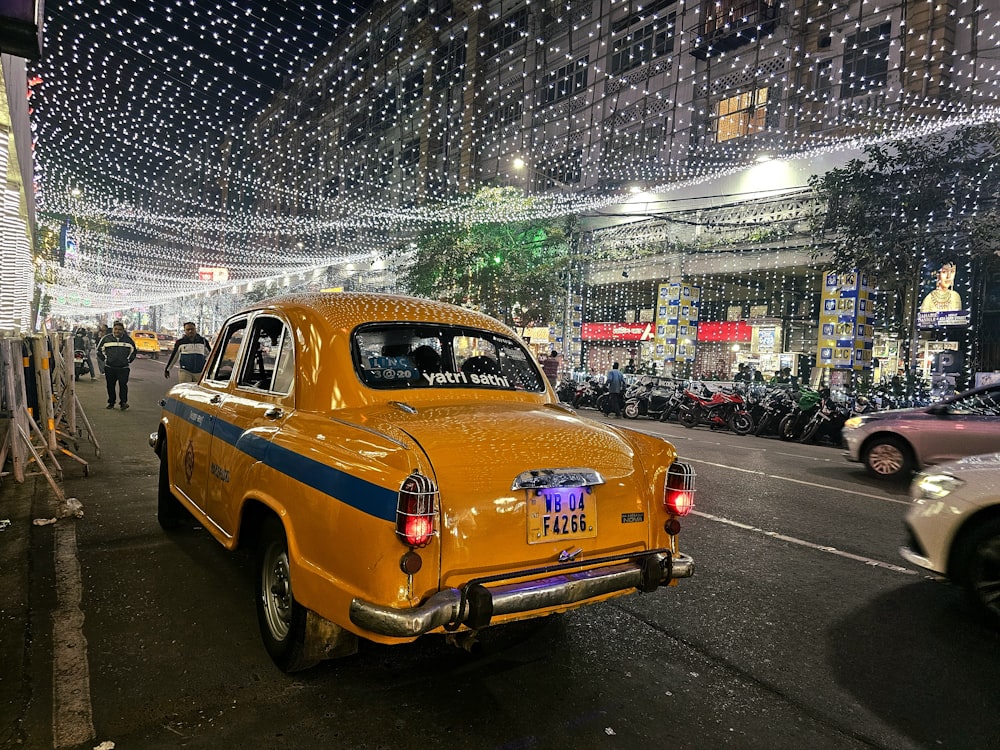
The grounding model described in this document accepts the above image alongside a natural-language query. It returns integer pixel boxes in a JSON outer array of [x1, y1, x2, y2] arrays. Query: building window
[[840, 21, 891, 98], [401, 138, 420, 176], [714, 87, 769, 142], [815, 59, 834, 102], [610, 14, 676, 75], [701, 0, 775, 36], [432, 36, 467, 91], [487, 8, 528, 52], [401, 72, 424, 109], [539, 57, 589, 106], [536, 148, 583, 188]]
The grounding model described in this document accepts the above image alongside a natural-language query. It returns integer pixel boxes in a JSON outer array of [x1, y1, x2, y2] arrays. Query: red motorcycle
[[677, 384, 754, 435]]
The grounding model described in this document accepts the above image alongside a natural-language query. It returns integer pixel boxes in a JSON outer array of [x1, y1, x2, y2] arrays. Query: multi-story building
[[242, 0, 1000, 384]]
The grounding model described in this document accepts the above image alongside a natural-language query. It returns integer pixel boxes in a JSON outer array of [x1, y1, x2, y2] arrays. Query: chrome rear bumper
[[349, 550, 694, 638]]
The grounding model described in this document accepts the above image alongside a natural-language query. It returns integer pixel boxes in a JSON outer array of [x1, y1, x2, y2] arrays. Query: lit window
[[714, 87, 769, 142]]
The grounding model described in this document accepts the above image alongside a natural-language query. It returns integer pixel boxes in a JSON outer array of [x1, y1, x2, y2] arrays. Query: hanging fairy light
[[26, 0, 1000, 319]]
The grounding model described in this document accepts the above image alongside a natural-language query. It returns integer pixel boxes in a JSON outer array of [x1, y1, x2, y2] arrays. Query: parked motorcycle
[[623, 379, 684, 421], [777, 387, 825, 441], [556, 378, 578, 404], [572, 378, 606, 410], [677, 383, 753, 434], [798, 394, 852, 444], [73, 349, 92, 380], [752, 387, 798, 437]]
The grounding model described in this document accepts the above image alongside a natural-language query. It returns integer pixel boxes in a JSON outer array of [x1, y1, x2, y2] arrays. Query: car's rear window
[[353, 323, 546, 392]]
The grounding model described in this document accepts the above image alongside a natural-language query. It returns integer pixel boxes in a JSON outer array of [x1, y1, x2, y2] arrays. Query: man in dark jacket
[[604, 361, 625, 418], [163, 322, 212, 382], [97, 320, 137, 410]]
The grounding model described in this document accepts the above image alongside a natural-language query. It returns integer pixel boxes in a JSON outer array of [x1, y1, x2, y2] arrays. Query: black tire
[[799, 419, 821, 444], [729, 411, 753, 435], [623, 401, 640, 419], [595, 393, 609, 414], [754, 413, 773, 436], [256, 516, 316, 672], [678, 407, 699, 428], [862, 436, 913, 479], [571, 394, 582, 408], [157, 441, 187, 531], [778, 414, 797, 441], [953, 517, 1000, 628]]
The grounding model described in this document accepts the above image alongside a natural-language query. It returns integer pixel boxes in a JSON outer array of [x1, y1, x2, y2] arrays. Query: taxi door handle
[[210, 394, 222, 404], [264, 407, 283, 419]]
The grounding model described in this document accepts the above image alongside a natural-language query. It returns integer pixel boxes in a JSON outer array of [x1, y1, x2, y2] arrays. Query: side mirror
[[927, 403, 949, 416]]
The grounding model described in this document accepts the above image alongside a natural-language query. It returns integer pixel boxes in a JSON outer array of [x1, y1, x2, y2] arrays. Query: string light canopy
[[30, 0, 1000, 319]]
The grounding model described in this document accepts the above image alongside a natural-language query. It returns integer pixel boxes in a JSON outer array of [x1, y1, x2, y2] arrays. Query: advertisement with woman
[[918, 261, 970, 328]]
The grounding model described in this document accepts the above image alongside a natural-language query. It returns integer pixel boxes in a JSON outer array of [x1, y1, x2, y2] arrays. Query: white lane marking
[[679, 456, 911, 506], [774, 451, 832, 462], [52, 521, 94, 748], [693, 510, 919, 575]]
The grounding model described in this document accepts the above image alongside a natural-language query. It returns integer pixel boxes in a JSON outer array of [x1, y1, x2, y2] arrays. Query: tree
[[810, 123, 1000, 285], [399, 187, 573, 327], [809, 124, 1000, 375]]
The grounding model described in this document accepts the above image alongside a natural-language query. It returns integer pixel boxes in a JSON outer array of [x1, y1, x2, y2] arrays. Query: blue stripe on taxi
[[164, 398, 397, 521]]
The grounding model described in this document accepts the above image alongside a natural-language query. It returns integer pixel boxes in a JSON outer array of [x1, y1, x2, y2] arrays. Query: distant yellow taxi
[[132, 329, 160, 359], [151, 293, 695, 672]]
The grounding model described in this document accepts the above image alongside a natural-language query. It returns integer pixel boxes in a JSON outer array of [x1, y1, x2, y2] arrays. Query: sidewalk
[[0, 356, 167, 748]]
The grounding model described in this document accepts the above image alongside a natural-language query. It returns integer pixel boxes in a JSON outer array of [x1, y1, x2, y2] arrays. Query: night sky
[[30, 0, 365, 214]]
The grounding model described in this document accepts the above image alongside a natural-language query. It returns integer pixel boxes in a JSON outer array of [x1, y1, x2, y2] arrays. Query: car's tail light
[[664, 462, 695, 517], [396, 472, 438, 548]]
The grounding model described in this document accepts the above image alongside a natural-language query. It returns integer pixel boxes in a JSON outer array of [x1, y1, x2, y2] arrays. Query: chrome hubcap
[[868, 443, 903, 475], [262, 545, 292, 641]]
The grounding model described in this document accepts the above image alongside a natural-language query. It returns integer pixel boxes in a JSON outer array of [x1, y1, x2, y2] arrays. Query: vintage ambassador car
[[151, 293, 695, 672]]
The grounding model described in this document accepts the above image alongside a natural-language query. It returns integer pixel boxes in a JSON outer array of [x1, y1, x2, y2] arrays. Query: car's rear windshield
[[353, 323, 546, 392]]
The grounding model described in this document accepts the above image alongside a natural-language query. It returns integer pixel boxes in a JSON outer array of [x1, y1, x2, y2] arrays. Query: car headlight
[[914, 472, 965, 501]]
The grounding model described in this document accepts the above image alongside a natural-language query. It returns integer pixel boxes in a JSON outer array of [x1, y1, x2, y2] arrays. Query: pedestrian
[[164, 321, 212, 383], [73, 327, 96, 380], [97, 320, 137, 410], [733, 362, 750, 382], [93, 323, 108, 374], [604, 361, 624, 418], [541, 349, 560, 388]]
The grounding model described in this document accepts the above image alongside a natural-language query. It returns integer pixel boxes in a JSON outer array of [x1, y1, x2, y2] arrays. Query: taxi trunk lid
[[365, 402, 655, 589]]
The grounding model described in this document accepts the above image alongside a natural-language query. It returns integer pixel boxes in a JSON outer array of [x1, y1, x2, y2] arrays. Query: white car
[[901, 453, 1000, 627]]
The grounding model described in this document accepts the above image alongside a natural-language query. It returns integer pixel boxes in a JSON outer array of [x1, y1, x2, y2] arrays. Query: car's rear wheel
[[157, 441, 187, 531], [953, 517, 1000, 628], [863, 436, 913, 479], [256, 516, 316, 672]]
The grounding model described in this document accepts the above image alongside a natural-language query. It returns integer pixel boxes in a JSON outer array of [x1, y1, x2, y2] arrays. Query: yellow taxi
[[151, 293, 695, 672], [132, 329, 161, 359]]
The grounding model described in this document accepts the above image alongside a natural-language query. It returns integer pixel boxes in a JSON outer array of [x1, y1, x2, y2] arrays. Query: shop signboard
[[581, 322, 654, 341], [816, 270, 873, 370], [655, 282, 700, 364]]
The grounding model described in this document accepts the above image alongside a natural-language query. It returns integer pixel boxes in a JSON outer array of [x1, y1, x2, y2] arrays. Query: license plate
[[526, 486, 596, 543]]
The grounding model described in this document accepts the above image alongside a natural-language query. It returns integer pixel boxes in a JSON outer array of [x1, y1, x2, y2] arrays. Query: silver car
[[901, 453, 1000, 627], [842, 384, 1000, 480]]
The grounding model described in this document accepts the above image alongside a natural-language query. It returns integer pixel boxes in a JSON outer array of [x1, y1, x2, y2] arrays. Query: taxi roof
[[245, 292, 516, 338]]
